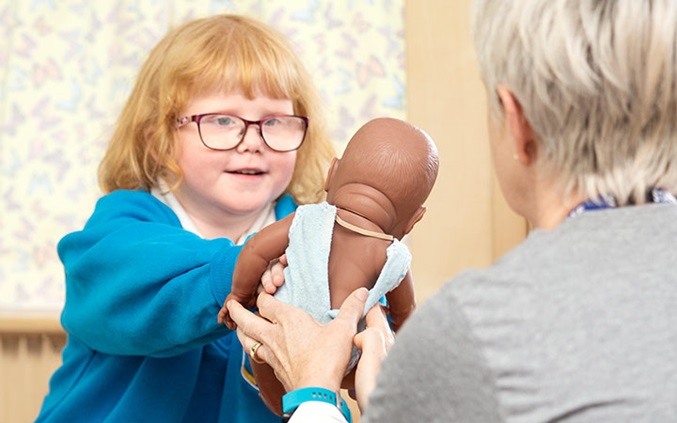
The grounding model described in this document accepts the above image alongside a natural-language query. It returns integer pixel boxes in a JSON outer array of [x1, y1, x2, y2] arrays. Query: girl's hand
[[227, 288, 369, 392], [260, 254, 287, 294], [219, 254, 288, 329]]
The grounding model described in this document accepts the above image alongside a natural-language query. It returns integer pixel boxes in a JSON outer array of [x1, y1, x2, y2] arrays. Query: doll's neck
[[334, 208, 394, 241]]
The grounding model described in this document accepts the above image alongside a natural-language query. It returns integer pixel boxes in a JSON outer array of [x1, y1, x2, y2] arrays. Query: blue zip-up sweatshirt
[[36, 189, 297, 422]]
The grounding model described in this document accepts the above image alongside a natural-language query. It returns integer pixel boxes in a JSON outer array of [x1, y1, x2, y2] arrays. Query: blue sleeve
[[274, 194, 298, 218], [58, 190, 242, 357]]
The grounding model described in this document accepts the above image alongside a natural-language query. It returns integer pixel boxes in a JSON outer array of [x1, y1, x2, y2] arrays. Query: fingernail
[[356, 287, 368, 301]]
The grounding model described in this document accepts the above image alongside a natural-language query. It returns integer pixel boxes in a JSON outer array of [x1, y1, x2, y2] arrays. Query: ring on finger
[[249, 341, 264, 364]]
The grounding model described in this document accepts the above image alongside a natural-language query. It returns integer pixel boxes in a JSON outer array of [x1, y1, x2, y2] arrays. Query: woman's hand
[[353, 305, 394, 411], [227, 287, 369, 392]]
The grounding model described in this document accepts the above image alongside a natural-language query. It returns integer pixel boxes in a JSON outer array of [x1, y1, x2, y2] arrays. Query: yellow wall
[[405, 0, 527, 304]]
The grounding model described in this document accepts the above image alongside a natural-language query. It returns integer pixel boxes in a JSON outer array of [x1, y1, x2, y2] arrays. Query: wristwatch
[[281, 387, 352, 422]]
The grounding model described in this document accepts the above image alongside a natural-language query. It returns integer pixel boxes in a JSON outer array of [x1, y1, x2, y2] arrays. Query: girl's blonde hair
[[99, 14, 335, 204], [472, 0, 677, 204]]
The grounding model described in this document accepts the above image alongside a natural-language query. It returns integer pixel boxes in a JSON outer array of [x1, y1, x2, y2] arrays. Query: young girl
[[36, 14, 335, 423]]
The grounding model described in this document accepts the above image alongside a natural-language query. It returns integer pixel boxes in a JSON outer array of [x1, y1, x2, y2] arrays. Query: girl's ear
[[324, 157, 339, 192]]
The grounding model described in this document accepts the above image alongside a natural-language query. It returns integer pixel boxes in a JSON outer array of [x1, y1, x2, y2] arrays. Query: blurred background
[[0, 0, 409, 310], [0, 0, 526, 421]]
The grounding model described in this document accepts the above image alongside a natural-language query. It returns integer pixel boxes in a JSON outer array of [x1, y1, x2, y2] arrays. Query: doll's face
[[175, 89, 297, 223]]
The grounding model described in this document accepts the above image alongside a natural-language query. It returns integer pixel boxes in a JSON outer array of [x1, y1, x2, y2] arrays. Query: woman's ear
[[496, 85, 537, 165], [324, 157, 339, 192]]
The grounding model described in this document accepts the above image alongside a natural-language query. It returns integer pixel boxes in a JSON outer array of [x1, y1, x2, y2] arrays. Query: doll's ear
[[324, 157, 339, 192], [403, 206, 427, 236]]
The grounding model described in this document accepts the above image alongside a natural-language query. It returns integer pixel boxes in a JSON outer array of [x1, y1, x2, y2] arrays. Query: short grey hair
[[472, 0, 677, 204]]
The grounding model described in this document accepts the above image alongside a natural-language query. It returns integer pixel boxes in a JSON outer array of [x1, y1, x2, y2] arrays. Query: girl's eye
[[263, 117, 280, 127], [214, 116, 236, 126]]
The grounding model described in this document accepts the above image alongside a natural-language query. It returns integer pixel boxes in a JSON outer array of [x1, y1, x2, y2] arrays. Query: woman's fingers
[[365, 305, 395, 346], [352, 304, 393, 411], [334, 287, 369, 329], [227, 299, 267, 341], [228, 288, 372, 393], [229, 298, 280, 372], [353, 328, 387, 411], [254, 286, 368, 330]]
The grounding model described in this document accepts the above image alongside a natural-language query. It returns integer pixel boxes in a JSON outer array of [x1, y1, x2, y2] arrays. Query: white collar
[[150, 181, 276, 244]]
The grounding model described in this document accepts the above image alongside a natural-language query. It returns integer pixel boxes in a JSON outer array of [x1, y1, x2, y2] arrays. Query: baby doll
[[219, 117, 439, 414]]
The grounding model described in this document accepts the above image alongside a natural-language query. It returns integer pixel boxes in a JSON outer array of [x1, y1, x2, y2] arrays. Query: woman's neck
[[523, 177, 587, 231]]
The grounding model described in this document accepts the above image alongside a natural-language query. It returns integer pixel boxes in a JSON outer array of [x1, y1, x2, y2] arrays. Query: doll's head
[[325, 117, 439, 240], [98, 14, 334, 203]]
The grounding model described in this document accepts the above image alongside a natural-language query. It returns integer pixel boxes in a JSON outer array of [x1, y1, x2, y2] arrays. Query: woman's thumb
[[335, 287, 368, 325]]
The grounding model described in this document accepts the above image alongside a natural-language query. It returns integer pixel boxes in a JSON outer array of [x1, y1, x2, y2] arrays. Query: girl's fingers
[[260, 256, 287, 294], [260, 268, 274, 294]]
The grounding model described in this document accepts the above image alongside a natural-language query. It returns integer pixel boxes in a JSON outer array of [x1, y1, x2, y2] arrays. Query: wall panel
[[405, 0, 527, 303]]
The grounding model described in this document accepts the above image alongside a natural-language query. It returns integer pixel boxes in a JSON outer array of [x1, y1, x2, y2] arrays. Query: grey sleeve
[[362, 289, 504, 423]]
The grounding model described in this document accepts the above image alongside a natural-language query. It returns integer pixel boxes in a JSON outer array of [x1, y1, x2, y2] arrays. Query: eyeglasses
[[176, 113, 308, 152]]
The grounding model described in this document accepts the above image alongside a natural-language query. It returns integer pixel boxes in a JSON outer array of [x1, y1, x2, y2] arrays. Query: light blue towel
[[276, 202, 411, 322], [276, 202, 411, 369]]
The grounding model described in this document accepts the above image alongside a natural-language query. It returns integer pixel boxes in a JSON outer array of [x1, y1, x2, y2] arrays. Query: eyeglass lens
[[197, 115, 307, 152]]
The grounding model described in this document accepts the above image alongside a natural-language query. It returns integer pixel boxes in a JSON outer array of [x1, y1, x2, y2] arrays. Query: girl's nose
[[235, 124, 265, 153]]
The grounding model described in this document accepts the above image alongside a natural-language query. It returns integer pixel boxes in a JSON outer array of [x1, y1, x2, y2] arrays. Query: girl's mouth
[[228, 169, 264, 175]]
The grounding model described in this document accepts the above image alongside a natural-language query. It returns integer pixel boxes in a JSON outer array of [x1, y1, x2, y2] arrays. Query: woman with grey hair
[[227, 1, 677, 421]]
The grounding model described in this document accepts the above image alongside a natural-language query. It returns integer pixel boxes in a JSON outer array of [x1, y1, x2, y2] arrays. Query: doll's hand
[[386, 302, 415, 332], [219, 254, 288, 330], [218, 293, 239, 329], [218, 292, 257, 329], [260, 254, 287, 294]]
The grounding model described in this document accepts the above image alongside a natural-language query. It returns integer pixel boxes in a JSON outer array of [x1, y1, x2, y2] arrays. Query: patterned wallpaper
[[0, 0, 405, 310]]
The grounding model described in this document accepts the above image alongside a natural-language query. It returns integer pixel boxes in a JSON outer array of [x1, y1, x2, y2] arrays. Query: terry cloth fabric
[[276, 202, 411, 369]]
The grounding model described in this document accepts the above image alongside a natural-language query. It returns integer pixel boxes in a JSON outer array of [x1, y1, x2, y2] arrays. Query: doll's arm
[[218, 213, 294, 327], [252, 360, 286, 415], [384, 270, 416, 332]]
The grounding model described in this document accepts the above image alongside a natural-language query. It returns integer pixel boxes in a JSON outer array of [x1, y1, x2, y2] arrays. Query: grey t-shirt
[[364, 204, 677, 422]]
